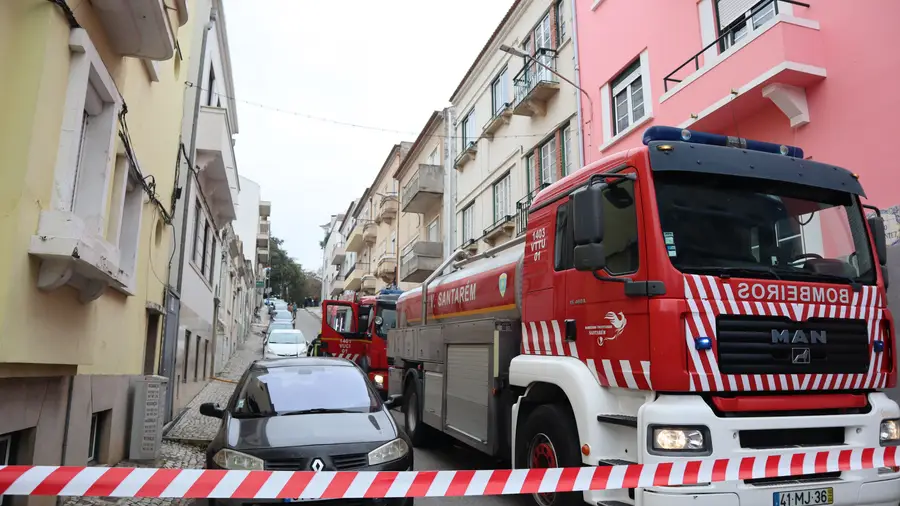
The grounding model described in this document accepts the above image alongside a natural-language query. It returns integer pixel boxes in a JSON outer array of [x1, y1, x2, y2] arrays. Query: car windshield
[[268, 332, 305, 344], [273, 310, 292, 321], [375, 306, 397, 339], [654, 171, 876, 284], [232, 365, 379, 417], [268, 322, 293, 332]]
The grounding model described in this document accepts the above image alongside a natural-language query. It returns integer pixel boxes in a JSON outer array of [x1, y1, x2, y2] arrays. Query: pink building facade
[[574, 0, 900, 233]]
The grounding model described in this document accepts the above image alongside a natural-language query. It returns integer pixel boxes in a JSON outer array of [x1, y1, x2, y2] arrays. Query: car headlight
[[213, 449, 265, 470], [650, 426, 710, 454], [367, 438, 409, 466], [881, 419, 900, 446]]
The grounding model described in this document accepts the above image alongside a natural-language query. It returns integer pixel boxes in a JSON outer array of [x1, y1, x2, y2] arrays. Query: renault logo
[[310, 459, 325, 472]]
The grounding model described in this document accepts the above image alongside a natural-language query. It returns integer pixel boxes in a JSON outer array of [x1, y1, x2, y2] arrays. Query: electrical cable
[[46, 0, 80, 28], [117, 104, 175, 224], [184, 81, 552, 141]]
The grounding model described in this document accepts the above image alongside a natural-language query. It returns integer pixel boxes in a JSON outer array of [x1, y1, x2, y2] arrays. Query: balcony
[[229, 236, 240, 257], [661, 0, 822, 131], [195, 106, 238, 227], [516, 183, 549, 236], [361, 275, 377, 294], [454, 141, 477, 170], [376, 253, 397, 282], [482, 104, 513, 138], [91, 0, 175, 60], [377, 194, 399, 224], [346, 222, 364, 253], [512, 49, 560, 117], [345, 265, 365, 292], [259, 201, 271, 218], [483, 214, 516, 246], [257, 247, 269, 264], [363, 221, 378, 244], [400, 241, 443, 283], [402, 164, 444, 214], [330, 276, 344, 296], [331, 245, 346, 265]]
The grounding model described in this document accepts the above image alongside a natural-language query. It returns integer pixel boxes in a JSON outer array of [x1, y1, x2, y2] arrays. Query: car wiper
[[232, 412, 273, 419], [683, 266, 781, 280], [276, 408, 359, 416], [770, 267, 862, 287]]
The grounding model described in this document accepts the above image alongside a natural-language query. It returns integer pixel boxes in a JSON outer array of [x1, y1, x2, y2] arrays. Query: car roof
[[252, 356, 354, 369], [268, 329, 305, 335]]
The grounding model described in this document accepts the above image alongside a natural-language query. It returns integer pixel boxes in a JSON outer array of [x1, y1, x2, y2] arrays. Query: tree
[[268, 236, 318, 302]]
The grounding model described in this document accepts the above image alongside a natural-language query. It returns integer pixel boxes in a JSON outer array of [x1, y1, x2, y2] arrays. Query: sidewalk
[[62, 316, 267, 506], [306, 306, 322, 320]]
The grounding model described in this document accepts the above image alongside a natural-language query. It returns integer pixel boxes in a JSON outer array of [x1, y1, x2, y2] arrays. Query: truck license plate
[[773, 487, 833, 506]]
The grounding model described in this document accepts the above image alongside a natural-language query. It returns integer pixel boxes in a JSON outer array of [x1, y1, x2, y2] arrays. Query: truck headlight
[[367, 438, 409, 466], [373, 374, 384, 388], [650, 426, 711, 455], [881, 419, 900, 446], [213, 449, 265, 470]]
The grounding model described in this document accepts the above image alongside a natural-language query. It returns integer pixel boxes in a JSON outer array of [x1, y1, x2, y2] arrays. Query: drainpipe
[[570, 0, 587, 168], [175, 20, 214, 293], [443, 107, 457, 260]]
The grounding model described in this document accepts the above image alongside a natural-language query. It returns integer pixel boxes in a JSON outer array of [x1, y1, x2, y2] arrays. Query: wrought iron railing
[[515, 183, 550, 236], [484, 213, 514, 237], [663, 0, 810, 92], [513, 48, 558, 105]]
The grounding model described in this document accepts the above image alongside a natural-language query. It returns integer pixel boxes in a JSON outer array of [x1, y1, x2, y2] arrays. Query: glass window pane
[[234, 365, 378, 416]]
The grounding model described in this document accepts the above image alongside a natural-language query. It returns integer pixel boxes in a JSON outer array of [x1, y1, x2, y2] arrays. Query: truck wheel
[[403, 380, 431, 447], [517, 404, 582, 506]]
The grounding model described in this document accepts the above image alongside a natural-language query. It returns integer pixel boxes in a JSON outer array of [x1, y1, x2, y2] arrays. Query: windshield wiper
[[684, 266, 781, 280], [276, 408, 359, 416], [232, 412, 273, 419], [770, 267, 863, 288]]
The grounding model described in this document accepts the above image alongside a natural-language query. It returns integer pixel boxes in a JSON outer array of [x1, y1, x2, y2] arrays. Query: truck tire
[[403, 379, 432, 447], [516, 404, 582, 506]]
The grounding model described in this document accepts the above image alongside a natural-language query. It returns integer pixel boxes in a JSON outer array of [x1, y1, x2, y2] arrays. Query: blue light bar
[[378, 288, 404, 295], [874, 340, 885, 353], [695, 337, 713, 351], [643, 126, 804, 159]]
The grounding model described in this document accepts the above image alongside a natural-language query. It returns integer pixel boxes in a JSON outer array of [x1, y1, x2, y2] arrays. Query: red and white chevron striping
[[685, 274, 888, 392], [0, 447, 896, 499]]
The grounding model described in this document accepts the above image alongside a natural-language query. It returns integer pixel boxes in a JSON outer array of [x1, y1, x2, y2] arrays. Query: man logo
[[771, 329, 826, 345], [310, 458, 325, 472]]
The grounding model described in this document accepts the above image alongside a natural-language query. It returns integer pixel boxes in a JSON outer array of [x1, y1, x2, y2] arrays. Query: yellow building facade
[[0, 0, 191, 481]]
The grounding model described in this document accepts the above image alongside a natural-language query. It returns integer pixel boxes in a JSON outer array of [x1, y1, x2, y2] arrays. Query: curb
[[305, 308, 322, 321]]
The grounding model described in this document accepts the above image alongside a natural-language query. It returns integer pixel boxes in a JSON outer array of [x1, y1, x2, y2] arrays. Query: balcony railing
[[663, 0, 810, 92], [512, 49, 559, 116], [515, 183, 550, 236]]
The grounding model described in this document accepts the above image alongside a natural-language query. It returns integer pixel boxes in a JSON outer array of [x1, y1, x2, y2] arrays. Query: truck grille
[[716, 315, 869, 375]]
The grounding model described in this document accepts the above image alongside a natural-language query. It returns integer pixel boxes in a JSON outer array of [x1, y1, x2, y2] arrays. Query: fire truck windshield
[[653, 171, 876, 285], [375, 306, 397, 339]]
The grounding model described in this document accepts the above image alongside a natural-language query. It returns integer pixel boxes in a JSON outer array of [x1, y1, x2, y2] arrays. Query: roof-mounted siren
[[642, 126, 804, 159]]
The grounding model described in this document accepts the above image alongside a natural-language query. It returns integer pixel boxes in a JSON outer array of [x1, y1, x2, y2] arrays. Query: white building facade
[[235, 176, 268, 309], [449, 0, 580, 253], [321, 213, 346, 300]]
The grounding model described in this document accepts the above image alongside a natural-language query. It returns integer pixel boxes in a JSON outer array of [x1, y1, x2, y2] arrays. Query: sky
[[225, 0, 513, 272]]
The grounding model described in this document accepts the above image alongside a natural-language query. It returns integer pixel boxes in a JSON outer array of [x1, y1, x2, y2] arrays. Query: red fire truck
[[318, 289, 402, 398], [377, 127, 895, 506]]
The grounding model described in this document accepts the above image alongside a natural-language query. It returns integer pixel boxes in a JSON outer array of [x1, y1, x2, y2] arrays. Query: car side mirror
[[384, 394, 402, 410], [199, 402, 225, 419], [572, 180, 607, 272], [868, 215, 888, 267]]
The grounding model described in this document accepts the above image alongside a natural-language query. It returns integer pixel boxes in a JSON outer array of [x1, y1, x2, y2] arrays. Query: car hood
[[265, 343, 306, 356], [226, 409, 396, 449]]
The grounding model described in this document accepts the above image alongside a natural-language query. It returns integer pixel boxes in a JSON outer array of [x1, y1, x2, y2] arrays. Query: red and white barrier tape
[[0, 446, 897, 499]]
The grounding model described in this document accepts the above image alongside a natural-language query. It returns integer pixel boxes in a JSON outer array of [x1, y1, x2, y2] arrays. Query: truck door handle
[[564, 319, 577, 342]]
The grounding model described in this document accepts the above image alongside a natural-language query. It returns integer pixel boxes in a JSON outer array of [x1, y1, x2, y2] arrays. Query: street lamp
[[499, 44, 594, 159]]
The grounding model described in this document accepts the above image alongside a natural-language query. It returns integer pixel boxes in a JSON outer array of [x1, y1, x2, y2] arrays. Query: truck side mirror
[[868, 215, 887, 266], [572, 181, 607, 271]]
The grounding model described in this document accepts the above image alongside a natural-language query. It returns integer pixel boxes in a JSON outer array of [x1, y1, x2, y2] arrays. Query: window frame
[[461, 204, 475, 243], [461, 109, 477, 150], [427, 216, 440, 242], [490, 67, 509, 117], [610, 60, 645, 136], [88, 413, 100, 464], [493, 172, 512, 223]]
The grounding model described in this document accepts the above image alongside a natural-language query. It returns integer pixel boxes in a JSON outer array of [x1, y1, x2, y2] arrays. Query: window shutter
[[716, 0, 758, 30]]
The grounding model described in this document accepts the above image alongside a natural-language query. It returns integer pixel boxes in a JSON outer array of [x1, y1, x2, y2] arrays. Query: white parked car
[[264, 330, 308, 359]]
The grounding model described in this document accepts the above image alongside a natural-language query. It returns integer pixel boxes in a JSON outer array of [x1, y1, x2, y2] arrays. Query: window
[[554, 179, 639, 274], [716, 0, 778, 51], [427, 146, 439, 166], [562, 124, 574, 176], [208, 237, 217, 283], [461, 110, 477, 149], [203, 340, 209, 379], [182, 330, 191, 383], [493, 173, 512, 222], [106, 157, 143, 285], [206, 66, 217, 106], [526, 153, 536, 193], [427, 217, 440, 242], [232, 365, 379, 417], [193, 201, 203, 264], [611, 60, 645, 135], [268, 331, 307, 344], [540, 138, 557, 185], [52, 29, 122, 233], [491, 68, 509, 116], [557, 0, 567, 43], [88, 413, 100, 464], [462, 204, 475, 243], [194, 334, 201, 381]]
